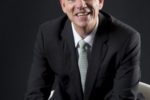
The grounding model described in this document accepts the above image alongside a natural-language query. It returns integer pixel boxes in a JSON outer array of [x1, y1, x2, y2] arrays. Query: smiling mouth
[[75, 12, 91, 16]]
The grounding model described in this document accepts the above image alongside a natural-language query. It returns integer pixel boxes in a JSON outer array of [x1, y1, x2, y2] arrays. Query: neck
[[75, 26, 93, 38], [73, 22, 96, 38], [72, 18, 99, 38]]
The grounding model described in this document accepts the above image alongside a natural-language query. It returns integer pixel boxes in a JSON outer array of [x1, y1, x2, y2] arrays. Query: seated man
[[25, 0, 144, 100]]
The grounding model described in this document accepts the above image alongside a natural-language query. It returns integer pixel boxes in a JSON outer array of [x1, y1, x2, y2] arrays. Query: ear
[[99, 0, 104, 10], [59, 0, 67, 13]]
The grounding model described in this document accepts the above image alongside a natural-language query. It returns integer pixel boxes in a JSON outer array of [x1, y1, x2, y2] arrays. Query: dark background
[[0, 0, 150, 100]]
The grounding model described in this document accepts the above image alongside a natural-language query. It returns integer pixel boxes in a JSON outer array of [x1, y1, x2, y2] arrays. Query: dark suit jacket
[[25, 11, 141, 100]]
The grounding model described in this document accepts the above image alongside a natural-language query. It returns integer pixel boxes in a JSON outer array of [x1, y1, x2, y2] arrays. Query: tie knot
[[78, 40, 89, 50]]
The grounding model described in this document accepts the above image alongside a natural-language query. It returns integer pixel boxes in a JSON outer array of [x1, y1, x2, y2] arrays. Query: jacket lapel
[[84, 13, 110, 100], [61, 20, 83, 100]]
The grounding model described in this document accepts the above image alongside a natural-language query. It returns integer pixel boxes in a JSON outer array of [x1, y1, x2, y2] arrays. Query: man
[[25, 0, 142, 100]]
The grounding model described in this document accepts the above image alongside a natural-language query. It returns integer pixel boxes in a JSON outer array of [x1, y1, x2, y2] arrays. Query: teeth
[[77, 12, 89, 16]]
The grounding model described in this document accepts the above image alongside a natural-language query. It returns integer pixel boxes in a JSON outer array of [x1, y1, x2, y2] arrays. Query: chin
[[76, 23, 88, 28], [74, 21, 90, 27]]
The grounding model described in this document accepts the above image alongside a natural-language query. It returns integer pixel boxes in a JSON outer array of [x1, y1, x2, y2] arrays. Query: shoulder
[[100, 11, 141, 51], [39, 15, 68, 34], [34, 15, 69, 49], [112, 16, 140, 38], [101, 11, 140, 45], [35, 15, 69, 44]]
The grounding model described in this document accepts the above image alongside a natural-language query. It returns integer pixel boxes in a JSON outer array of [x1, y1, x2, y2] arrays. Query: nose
[[76, 0, 87, 9]]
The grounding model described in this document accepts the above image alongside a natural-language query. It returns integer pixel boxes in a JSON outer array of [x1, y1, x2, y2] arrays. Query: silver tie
[[78, 40, 89, 91]]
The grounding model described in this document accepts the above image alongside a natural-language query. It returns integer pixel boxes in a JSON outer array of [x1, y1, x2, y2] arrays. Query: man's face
[[60, 0, 104, 29]]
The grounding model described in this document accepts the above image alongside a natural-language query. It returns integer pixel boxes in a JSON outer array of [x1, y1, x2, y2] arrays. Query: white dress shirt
[[71, 18, 99, 51]]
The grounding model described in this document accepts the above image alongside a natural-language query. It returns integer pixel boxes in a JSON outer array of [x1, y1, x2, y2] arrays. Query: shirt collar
[[72, 18, 99, 48]]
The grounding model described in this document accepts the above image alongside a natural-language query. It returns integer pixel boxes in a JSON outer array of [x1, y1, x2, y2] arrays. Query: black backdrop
[[0, 0, 150, 100]]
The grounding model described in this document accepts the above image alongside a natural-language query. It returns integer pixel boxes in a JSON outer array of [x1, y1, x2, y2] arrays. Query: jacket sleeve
[[109, 32, 141, 100], [25, 26, 55, 100]]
